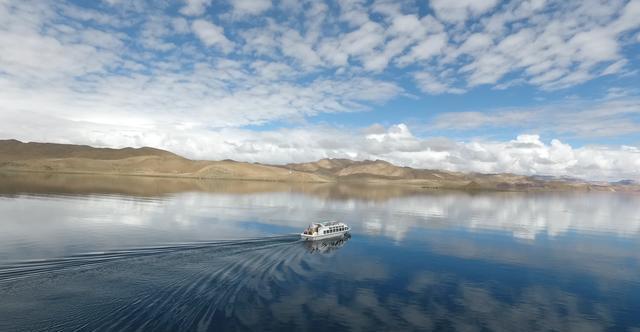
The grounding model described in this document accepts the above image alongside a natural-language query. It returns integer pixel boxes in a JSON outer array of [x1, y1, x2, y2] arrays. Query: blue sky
[[1, 0, 640, 180]]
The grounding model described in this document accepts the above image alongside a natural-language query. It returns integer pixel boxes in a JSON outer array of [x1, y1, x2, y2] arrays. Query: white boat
[[301, 221, 350, 241]]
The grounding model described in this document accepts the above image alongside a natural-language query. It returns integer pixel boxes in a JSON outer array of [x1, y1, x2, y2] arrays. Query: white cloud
[[457, 32, 492, 54], [250, 61, 295, 81], [171, 17, 190, 34], [414, 72, 465, 95], [430, 0, 500, 23], [0, 2, 404, 136], [2, 115, 639, 181], [179, 0, 212, 16], [431, 97, 640, 138], [611, 0, 640, 33], [230, 0, 271, 16], [2, 0, 638, 97], [396, 32, 447, 65], [191, 19, 234, 52], [602, 59, 628, 75], [280, 29, 323, 68], [452, 0, 640, 90], [0, 4, 116, 83]]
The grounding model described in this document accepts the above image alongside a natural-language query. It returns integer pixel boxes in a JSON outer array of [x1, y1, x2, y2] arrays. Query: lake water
[[1, 173, 640, 331]]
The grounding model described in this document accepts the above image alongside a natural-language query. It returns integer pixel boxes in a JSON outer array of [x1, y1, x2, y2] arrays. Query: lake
[[1, 173, 639, 331]]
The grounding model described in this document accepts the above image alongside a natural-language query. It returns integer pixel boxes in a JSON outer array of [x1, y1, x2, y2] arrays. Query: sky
[[1, 0, 640, 181]]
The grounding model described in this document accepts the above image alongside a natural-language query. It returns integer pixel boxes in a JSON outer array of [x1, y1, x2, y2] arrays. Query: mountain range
[[1, 139, 637, 192]]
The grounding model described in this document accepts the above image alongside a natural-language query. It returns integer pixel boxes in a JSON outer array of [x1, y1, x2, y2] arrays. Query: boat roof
[[312, 221, 345, 227]]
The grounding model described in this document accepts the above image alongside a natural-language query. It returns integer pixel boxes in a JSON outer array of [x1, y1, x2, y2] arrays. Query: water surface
[[1, 173, 639, 331]]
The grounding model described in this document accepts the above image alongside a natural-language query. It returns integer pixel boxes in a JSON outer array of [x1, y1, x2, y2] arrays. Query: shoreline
[[1, 169, 636, 193]]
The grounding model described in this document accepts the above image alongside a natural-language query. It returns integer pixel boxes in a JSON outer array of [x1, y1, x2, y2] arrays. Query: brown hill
[[284, 158, 358, 176], [0, 139, 180, 161], [0, 139, 328, 182], [284, 158, 465, 182], [279, 158, 637, 191]]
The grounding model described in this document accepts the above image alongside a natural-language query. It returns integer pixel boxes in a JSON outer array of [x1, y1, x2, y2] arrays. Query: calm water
[[1, 173, 640, 331]]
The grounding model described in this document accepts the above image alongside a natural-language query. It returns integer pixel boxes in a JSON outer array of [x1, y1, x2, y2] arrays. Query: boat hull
[[300, 231, 349, 241]]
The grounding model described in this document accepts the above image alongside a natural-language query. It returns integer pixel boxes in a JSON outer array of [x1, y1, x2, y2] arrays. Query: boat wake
[[0, 235, 301, 283], [0, 234, 350, 331]]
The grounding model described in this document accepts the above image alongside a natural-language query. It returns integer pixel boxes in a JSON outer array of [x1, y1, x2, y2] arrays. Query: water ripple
[[0, 235, 300, 283], [0, 235, 351, 331]]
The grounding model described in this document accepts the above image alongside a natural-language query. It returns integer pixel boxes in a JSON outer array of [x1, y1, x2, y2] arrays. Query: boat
[[301, 221, 350, 241]]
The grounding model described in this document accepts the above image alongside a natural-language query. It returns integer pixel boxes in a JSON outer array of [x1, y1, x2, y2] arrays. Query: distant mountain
[[286, 159, 451, 178], [530, 174, 584, 183], [0, 139, 637, 192], [610, 179, 636, 185], [284, 158, 465, 182], [0, 139, 180, 161]]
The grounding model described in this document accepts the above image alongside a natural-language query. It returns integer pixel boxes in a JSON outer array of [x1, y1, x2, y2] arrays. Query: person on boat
[[304, 224, 315, 235]]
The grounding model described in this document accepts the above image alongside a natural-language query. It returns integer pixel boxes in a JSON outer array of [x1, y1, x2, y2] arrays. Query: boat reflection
[[303, 234, 351, 254]]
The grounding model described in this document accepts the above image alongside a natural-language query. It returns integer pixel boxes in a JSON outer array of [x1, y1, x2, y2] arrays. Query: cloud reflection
[[1, 175, 640, 330]]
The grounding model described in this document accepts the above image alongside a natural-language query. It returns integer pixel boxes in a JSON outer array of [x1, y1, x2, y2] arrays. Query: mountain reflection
[[2, 173, 639, 241]]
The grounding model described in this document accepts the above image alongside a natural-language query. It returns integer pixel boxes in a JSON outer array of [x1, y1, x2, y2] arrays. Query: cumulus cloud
[[179, 0, 212, 16], [2, 111, 639, 181], [191, 19, 234, 52], [430, 0, 500, 23], [414, 72, 465, 95], [230, 0, 271, 16], [459, 0, 640, 90], [432, 97, 640, 138]]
